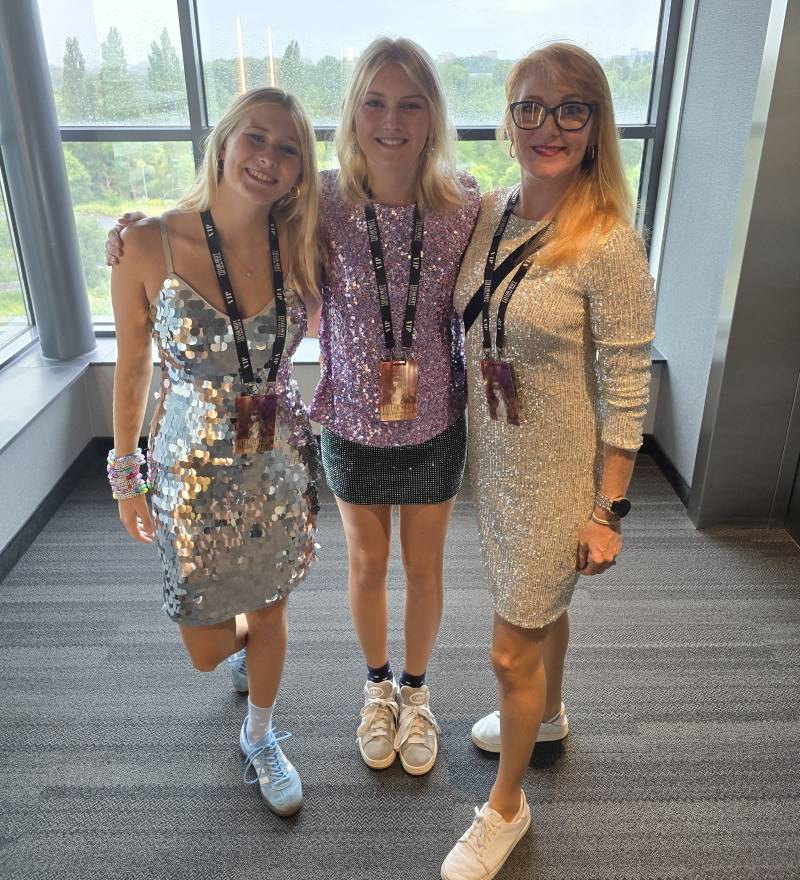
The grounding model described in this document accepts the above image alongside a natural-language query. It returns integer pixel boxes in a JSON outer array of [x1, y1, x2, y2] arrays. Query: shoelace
[[243, 730, 292, 786], [394, 702, 440, 750], [357, 696, 399, 742], [461, 806, 502, 862]]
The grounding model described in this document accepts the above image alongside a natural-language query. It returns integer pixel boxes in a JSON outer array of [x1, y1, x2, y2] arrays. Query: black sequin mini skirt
[[321, 416, 467, 505]]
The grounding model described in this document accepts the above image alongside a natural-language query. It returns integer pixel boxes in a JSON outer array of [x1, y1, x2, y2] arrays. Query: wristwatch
[[594, 493, 632, 520]]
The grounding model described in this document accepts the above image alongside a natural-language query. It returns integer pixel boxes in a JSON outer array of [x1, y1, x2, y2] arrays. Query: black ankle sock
[[367, 661, 393, 683], [399, 669, 426, 689]]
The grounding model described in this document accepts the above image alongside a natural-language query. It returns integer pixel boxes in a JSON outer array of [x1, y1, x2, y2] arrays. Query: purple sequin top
[[310, 169, 480, 447]]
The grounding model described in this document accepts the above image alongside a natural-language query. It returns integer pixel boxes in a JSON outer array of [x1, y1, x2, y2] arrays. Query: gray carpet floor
[[1, 454, 799, 880]]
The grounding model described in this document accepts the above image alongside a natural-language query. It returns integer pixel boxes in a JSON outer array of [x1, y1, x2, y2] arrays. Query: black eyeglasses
[[509, 100, 594, 132]]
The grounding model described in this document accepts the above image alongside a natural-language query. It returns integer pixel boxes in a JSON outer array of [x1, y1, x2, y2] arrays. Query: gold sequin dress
[[453, 189, 655, 628], [147, 218, 319, 627]]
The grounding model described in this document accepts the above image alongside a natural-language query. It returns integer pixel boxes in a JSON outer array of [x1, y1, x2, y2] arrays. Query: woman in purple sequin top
[[310, 169, 477, 446], [311, 38, 479, 778]]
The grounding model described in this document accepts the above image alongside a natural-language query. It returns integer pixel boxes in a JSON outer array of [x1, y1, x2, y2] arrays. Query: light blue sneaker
[[240, 720, 303, 816], [228, 649, 249, 693]]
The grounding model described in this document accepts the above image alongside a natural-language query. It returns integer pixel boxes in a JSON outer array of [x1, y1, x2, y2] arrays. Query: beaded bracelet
[[107, 447, 149, 501]]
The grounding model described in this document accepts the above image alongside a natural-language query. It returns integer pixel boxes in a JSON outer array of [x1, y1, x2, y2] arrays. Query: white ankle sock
[[247, 699, 274, 744]]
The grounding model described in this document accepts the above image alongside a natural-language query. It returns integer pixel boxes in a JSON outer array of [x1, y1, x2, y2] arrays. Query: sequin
[[453, 188, 656, 628], [310, 170, 481, 447], [321, 415, 466, 506], [147, 253, 320, 627]]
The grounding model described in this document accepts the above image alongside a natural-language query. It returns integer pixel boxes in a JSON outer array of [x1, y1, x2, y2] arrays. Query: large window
[[63, 142, 195, 316], [38, 0, 679, 321]]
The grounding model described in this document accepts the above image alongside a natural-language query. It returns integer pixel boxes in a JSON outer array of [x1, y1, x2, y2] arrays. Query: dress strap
[[158, 216, 175, 275]]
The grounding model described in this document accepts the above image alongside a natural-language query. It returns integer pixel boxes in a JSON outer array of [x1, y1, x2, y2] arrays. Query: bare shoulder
[[118, 215, 163, 258], [115, 215, 169, 296]]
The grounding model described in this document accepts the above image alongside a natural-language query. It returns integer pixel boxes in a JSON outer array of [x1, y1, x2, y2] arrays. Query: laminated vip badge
[[480, 359, 520, 426], [234, 392, 278, 454], [379, 359, 419, 422]]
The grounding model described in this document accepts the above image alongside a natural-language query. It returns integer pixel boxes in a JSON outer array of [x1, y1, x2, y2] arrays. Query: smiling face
[[354, 63, 432, 182], [509, 72, 594, 189], [219, 102, 303, 207]]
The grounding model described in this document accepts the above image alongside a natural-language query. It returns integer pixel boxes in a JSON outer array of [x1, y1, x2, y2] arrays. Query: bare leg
[[244, 599, 288, 708], [398, 498, 455, 676], [488, 613, 549, 821], [179, 613, 247, 672], [336, 499, 392, 668], [542, 609, 569, 718]]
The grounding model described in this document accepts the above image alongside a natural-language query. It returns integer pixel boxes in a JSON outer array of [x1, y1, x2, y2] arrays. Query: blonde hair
[[179, 87, 321, 306], [335, 37, 463, 215], [500, 42, 634, 267]]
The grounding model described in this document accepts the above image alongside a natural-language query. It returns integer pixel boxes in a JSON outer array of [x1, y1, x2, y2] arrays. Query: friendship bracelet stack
[[107, 448, 148, 501]]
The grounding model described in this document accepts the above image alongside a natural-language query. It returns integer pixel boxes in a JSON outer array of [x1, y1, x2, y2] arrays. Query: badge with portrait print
[[234, 392, 277, 454], [480, 358, 521, 426], [379, 359, 419, 422]]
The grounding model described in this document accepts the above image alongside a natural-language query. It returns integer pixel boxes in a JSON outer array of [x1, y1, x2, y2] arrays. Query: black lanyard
[[200, 210, 287, 386], [480, 189, 550, 353], [364, 203, 424, 355]]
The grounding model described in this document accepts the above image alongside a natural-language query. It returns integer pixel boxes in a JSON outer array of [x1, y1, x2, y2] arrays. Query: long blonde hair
[[335, 37, 463, 215], [501, 43, 633, 267], [179, 87, 321, 306]]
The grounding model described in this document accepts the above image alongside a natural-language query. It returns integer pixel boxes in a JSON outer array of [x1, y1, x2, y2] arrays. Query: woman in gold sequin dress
[[442, 45, 655, 880], [110, 89, 320, 816]]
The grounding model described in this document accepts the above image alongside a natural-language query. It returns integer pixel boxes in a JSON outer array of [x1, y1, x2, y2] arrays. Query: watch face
[[611, 498, 632, 518]]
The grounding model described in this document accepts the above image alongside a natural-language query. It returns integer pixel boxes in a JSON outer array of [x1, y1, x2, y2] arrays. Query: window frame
[[54, 0, 682, 328], [0, 148, 37, 364]]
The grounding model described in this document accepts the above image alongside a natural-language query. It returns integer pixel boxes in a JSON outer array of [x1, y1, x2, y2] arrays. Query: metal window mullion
[[177, 0, 209, 167], [639, 0, 684, 236], [312, 124, 654, 142], [60, 127, 193, 142]]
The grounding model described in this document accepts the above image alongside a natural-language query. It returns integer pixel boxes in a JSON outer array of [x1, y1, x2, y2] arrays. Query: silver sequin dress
[[453, 189, 655, 628], [147, 218, 320, 627]]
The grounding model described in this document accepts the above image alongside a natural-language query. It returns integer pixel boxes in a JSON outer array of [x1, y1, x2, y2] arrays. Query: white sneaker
[[441, 792, 531, 880], [356, 679, 399, 769], [395, 684, 440, 776], [470, 703, 568, 754]]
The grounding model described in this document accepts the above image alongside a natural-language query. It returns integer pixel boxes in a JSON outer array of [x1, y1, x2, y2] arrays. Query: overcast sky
[[38, 0, 661, 68]]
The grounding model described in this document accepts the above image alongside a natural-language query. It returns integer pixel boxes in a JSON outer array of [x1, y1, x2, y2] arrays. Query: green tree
[[279, 40, 304, 98], [62, 37, 94, 122], [307, 55, 344, 124], [147, 29, 183, 119], [98, 27, 138, 121], [63, 146, 93, 202]]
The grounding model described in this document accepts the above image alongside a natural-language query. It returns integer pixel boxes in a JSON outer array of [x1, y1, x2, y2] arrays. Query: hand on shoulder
[[117, 215, 163, 261]]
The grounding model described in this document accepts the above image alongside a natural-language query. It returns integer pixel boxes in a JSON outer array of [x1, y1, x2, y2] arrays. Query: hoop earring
[[509, 142, 516, 159], [289, 184, 300, 199], [585, 144, 596, 163]]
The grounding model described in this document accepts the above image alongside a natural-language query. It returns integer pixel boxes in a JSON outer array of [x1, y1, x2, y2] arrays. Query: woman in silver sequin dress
[[442, 45, 656, 880], [105, 40, 480, 780], [110, 89, 321, 816]]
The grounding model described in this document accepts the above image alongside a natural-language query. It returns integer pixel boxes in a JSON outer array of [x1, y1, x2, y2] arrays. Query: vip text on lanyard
[[364, 203, 424, 354], [200, 209, 287, 386]]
